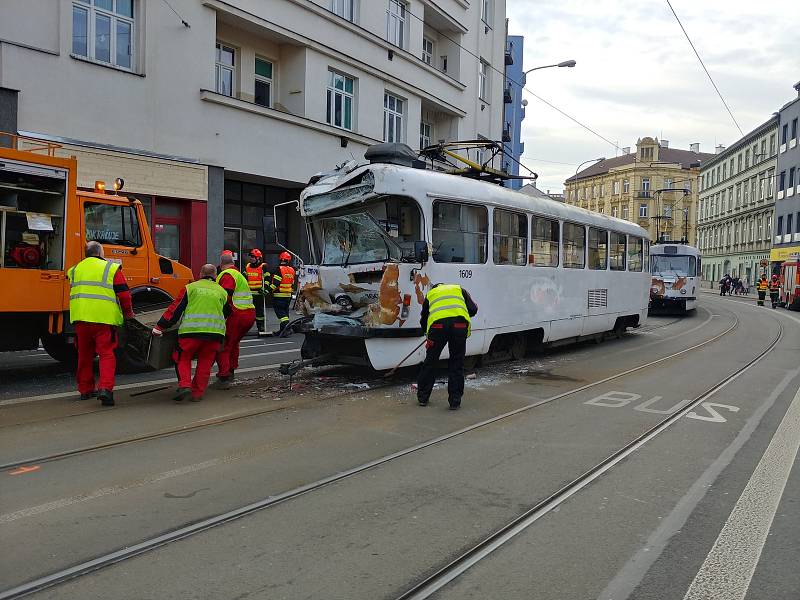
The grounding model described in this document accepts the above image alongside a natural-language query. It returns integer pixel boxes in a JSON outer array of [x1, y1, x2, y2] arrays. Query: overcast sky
[[506, 0, 800, 193]]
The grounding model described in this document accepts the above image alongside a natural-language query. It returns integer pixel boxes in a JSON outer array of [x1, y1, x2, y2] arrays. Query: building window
[[419, 121, 432, 149], [760, 139, 766, 159], [493, 209, 527, 266], [792, 118, 798, 141], [440, 55, 448, 73], [623, 179, 629, 193], [664, 203, 672, 218], [254, 57, 273, 108], [777, 216, 783, 236], [481, 0, 492, 26], [478, 60, 490, 101], [612, 206, 618, 217], [787, 214, 794, 237], [737, 154, 742, 172], [331, 0, 355, 21], [779, 171, 786, 192], [781, 124, 788, 145], [422, 37, 434, 65], [383, 92, 404, 143], [641, 178, 650, 192], [215, 42, 236, 96], [587, 227, 608, 270], [639, 203, 648, 218], [790, 167, 796, 189], [326, 71, 355, 131], [386, 0, 407, 48], [664, 177, 673, 189], [622, 205, 629, 219], [769, 134, 776, 155], [745, 149, 750, 169], [613, 180, 620, 195], [72, 0, 134, 69], [432, 201, 487, 264]]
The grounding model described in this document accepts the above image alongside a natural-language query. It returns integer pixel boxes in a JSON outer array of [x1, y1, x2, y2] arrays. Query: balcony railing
[[637, 190, 651, 198]]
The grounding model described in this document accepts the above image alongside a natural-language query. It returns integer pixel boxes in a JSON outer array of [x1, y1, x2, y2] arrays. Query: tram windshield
[[651, 255, 697, 276], [308, 196, 422, 266]]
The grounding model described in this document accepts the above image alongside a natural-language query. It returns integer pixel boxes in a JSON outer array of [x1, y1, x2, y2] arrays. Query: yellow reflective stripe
[[429, 304, 469, 315], [428, 295, 465, 307], [69, 293, 120, 303]]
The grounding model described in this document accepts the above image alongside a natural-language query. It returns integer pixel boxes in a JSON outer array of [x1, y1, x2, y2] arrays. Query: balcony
[[637, 191, 651, 198]]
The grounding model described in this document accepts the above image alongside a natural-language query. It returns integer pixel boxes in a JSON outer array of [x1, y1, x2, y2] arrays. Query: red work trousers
[[173, 337, 221, 399], [216, 308, 255, 377], [74, 321, 118, 395]]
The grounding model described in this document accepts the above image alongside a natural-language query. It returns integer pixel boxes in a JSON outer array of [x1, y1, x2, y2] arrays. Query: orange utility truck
[[779, 255, 800, 310], [0, 134, 193, 368]]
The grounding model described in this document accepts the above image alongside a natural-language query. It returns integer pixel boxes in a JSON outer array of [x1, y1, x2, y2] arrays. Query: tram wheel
[[510, 334, 527, 360]]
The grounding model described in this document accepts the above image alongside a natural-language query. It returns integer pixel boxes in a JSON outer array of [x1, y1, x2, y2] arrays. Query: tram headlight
[[680, 288, 687, 295]]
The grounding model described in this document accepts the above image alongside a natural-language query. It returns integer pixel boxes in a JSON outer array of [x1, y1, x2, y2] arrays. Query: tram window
[[563, 222, 586, 269], [588, 227, 608, 270], [610, 232, 627, 270], [628, 237, 644, 271], [531, 216, 559, 267], [432, 201, 488, 264], [493, 209, 527, 265]]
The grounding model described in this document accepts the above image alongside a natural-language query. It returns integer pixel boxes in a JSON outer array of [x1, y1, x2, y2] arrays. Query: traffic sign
[[759, 259, 769, 267]]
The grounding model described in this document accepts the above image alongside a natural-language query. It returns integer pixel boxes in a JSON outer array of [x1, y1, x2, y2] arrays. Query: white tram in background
[[292, 146, 652, 370], [648, 243, 701, 314]]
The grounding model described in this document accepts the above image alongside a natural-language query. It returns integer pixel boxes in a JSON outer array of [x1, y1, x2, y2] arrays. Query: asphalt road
[[1, 296, 799, 600]]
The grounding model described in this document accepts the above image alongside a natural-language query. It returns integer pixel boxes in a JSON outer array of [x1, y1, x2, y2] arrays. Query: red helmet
[[772, 274, 778, 280], [279, 251, 292, 262], [221, 250, 233, 256], [250, 248, 262, 258]]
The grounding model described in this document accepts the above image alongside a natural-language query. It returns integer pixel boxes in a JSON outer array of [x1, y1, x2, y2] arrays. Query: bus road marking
[[585, 391, 739, 424]]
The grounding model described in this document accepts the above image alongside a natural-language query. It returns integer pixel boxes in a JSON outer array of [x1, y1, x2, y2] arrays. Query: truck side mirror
[[414, 241, 428, 264]]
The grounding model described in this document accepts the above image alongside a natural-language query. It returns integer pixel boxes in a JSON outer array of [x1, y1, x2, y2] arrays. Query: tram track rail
[[0, 310, 745, 599], [0, 311, 711, 472], [394, 317, 784, 600]]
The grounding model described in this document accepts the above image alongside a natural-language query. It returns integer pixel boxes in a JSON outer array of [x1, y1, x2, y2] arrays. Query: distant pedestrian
[[67, 241, 134, 406], [214, 252, 256, 388], [267, 251, 296, 334], [152, 264, 228, 402], [417, 283, 478, 410]]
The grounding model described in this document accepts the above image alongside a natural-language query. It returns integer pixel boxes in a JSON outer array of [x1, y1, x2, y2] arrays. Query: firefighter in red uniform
[[152, 264, 228, 402], [267, 251, 296, 334], [245, 249, 268, 334], [67, 241, 134, 406], [756, 274, 768, 306], [769, 274, 781, 308], [214, 252, 256, 388]]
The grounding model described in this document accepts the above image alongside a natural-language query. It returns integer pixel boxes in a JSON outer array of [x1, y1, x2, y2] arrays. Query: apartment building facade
[[772, 82, 800, 264], [563, 137, 714, 246], [0, 0, 506, 272], [696, 116, 778, 285]]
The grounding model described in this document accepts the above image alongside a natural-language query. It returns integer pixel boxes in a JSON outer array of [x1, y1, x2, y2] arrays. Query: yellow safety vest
[[757, 279, 768, 292], [68, 257, 123, 326], [425, 284, 471, 336], [217, 267, 255, 310], [178, 279, 228, 336]]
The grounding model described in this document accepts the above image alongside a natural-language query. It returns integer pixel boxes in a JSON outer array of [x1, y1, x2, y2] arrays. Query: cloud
[[507, 0, 800, 192]]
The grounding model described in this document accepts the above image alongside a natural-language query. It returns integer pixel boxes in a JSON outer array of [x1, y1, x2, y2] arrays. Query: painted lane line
[[599, 368, 800, 600], [683, 382, 800, 600], [0, 351, 298, 406]]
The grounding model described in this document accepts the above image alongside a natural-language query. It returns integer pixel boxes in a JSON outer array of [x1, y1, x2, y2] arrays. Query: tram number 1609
[[459, 269, 473, 279]]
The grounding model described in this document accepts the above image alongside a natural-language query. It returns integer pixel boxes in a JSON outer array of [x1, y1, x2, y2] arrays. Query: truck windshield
[[311, 212, 402, 266], [84, 202, 142, 247], [651, 255, 696, 276]]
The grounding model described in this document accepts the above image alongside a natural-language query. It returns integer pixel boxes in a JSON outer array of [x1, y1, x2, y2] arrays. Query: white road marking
[[598, 368, 800, 600], [683, 383, 800, 600], [0, 349, 299, 406]]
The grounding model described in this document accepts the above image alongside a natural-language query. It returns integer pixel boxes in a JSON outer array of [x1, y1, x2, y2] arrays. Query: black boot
[[98, 389, 115, 407]]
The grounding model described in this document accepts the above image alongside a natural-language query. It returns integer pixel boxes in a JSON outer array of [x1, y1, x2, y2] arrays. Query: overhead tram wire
[[309, 0, 623, 157], [665, 0, 744, 137], [160, 0, 191, 27]]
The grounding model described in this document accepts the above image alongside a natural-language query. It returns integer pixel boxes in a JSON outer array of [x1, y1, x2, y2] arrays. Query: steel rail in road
[[394, 318, 784, 600], [0, 313, 697, 472], [0, 311, 742, 600]]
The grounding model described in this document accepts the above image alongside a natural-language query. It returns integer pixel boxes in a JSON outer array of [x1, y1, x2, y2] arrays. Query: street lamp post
[[523, 60, 577, 76], [570, 157, 605, 206]]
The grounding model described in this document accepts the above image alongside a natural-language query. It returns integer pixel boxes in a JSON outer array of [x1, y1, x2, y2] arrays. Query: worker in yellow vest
[[417, 283, 478, 410], [214, 252, 256, 388], [267, 251, 296, 334], [67, 241, 134, 406], [245, 248, 268, 333], [756, 273, 769, 306]]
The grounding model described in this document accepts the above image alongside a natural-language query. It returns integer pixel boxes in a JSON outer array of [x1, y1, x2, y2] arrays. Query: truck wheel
[[41, 333, 78, 368]]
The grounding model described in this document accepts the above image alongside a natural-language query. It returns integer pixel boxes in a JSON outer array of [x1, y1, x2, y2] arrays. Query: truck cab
[[0, 134, 192, 365]]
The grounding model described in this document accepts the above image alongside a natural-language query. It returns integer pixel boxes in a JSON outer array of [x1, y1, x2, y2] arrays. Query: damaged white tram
[[295, 160, 651, 370]]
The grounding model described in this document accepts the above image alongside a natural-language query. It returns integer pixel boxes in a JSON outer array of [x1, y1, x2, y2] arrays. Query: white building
[[0, 0, 506, 272], [697, 116, 778, 286]]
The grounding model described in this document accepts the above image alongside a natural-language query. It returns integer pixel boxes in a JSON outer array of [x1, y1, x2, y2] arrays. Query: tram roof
[[302, 164, 649, 238]]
